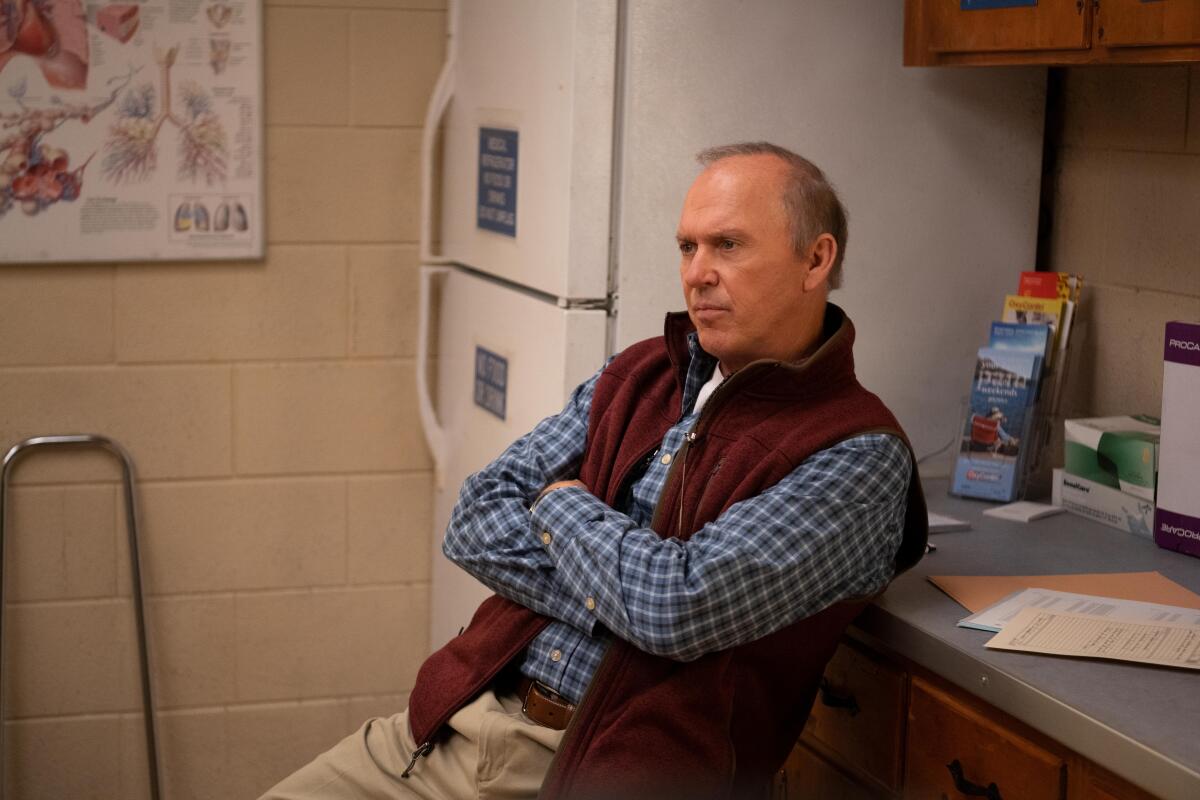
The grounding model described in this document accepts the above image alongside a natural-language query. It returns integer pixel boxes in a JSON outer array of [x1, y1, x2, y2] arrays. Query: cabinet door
[[918, 0, 1090, 53], [801, 642, 906, 793], [1097, 0, 1200, 47], [779, 743, 886, 800], [1079, 762, 1161, 800], [904, 677, 1066, 800]]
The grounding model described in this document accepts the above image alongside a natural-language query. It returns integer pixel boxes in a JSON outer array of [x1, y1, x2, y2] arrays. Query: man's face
[[676, 154, 819, 374]]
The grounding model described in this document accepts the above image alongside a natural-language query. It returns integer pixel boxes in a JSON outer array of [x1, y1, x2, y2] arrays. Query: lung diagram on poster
[[1, 0, 263, 262]]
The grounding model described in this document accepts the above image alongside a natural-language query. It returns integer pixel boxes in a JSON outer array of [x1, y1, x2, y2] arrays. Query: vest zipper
[[649, 365, 750, 534], [542, 363, 777, 792], [650, 431, 692, 533], [677, 431, 698, 534], [400, 740, 433, 778]]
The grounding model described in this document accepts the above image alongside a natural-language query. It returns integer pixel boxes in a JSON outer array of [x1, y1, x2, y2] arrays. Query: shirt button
[[660, 452, 673, 465], [585, 597, 596, 611], [541, 531, 552, 546], [551, 649, 562, 662]]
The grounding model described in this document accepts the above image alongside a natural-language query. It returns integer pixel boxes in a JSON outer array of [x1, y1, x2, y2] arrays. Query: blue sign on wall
[[477, 128, 518, 237], [961, 0, 1036, 9], [474, 346, 508, 420]]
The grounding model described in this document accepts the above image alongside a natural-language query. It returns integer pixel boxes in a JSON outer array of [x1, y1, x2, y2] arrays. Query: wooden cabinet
[[777, 744, 884, 800], [1078, 763, 1162, 800], [905, 0, 1200, 66], [1097, 0, 1200, 48], [904, 677, 1065, 800], [776, 638, 1161, 800], [802, 641, 906, 794]]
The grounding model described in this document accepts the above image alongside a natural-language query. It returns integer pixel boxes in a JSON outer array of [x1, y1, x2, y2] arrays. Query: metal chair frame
[[0, 435, 161, 800]]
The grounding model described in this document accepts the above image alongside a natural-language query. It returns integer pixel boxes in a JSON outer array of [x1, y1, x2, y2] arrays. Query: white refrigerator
[[417, 0, 1047, 650]]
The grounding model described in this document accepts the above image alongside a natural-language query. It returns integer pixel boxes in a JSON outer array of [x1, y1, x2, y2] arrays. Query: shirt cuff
[[529, 486, 607, 631]]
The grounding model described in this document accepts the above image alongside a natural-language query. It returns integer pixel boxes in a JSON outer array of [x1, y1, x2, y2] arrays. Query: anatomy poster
[[1, 0, 263, 262]]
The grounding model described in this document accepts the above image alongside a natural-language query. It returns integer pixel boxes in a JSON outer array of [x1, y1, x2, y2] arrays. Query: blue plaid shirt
[[443, 334, 910, 704]]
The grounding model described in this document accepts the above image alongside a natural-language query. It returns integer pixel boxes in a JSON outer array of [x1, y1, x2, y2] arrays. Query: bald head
[[697, 142, 848, 289]]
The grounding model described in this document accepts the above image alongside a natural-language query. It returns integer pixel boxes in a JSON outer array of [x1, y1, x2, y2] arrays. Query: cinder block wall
[[0, 2, 445, 797], [1049, 66, 1200, 422]]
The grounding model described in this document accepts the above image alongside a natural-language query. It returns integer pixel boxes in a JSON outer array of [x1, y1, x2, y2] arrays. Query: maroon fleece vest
[[409, 304, 927, 799]]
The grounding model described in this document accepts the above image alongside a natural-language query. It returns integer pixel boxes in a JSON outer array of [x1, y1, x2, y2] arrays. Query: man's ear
[[802, 233, 837, 292]]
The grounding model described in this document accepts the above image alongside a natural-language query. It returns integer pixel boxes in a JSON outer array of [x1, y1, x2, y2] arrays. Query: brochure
[[951, 347, 1042, 502]]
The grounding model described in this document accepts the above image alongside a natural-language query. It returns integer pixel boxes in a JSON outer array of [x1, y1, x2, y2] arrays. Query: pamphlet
[[1000, 295, 1065, 368], [951, 347, 1042, 502], [988, 321, 1052, 365], [1018, 271, 1081, 302]]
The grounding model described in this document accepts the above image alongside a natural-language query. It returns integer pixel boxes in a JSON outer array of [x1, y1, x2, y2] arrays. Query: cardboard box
[[1154, 322, 1200, 559], [1052, 469, 1155, 539], [1063, 415, 1159, 502]]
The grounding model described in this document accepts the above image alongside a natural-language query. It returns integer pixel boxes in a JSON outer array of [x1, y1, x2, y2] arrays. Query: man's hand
[[533, 479, 589, 511], [542, 479, 587, 495]]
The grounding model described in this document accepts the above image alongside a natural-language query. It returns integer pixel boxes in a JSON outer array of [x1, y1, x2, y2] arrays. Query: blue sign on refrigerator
[[474, 346, 508, 420], [477, 128, 519, 237]]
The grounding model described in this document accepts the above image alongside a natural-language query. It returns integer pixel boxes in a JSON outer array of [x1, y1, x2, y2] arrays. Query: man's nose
[[681, 248, 718, 287]]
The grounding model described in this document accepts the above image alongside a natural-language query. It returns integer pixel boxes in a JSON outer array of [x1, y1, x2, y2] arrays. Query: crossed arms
[[442, 368, 910, 662]]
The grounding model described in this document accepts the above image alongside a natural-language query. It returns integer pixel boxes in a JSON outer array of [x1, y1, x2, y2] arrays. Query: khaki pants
[[260, 688, 564, 800]]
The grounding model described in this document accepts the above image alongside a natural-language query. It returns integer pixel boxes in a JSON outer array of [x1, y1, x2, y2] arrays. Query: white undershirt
[[692, 363, 726, 416]]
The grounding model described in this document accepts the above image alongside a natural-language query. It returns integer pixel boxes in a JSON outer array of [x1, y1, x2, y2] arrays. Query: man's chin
[[694, 329, 728, 358]]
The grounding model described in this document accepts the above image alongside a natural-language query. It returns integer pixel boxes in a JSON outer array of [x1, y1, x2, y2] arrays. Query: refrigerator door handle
[[418, 265, 451, 489], [419, 53, 456, 265]]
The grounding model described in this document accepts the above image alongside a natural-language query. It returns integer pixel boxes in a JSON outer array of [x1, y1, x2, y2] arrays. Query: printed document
[[985, 607, 1200, 670], [960, 587, 1200, 633]]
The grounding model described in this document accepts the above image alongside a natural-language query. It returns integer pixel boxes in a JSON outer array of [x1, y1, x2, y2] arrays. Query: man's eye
[[679, 242, 696, 255], [719, 239, 736, 251]]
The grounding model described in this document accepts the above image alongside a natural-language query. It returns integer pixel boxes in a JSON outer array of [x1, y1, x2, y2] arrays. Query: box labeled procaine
[[1154, 321, 1200, 559], [1063, 415, 1159, 501], [1052, 469, 1155, 539]]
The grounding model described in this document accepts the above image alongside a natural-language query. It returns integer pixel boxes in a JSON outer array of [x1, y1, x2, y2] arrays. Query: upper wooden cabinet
[[905, 0, 1200, 65]]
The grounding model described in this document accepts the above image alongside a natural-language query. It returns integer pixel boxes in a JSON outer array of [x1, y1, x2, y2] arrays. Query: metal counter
[[855, 480, 1200, 800]]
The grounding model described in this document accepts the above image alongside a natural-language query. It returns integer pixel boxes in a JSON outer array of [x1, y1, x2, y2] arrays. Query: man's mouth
[[691, 307, 724, 328]]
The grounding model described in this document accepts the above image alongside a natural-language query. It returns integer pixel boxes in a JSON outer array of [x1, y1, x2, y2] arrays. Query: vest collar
[[664, 303, 859, 400]]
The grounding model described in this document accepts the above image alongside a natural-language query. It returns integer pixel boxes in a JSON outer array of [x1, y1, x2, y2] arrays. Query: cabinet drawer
[[904, 676, 1065, 800], [779, 743, 885, 800], [801, 641, 905, 792]]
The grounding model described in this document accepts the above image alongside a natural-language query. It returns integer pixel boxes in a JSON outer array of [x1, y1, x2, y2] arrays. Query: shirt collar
[[681, 332, 720, 416]]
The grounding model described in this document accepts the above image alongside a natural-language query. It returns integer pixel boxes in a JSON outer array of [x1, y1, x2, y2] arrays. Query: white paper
[[985, 607, 1200, 671], [960, 587, 1200, 633], [981, 501, 1066, 523], [928, 512, 970, 533]]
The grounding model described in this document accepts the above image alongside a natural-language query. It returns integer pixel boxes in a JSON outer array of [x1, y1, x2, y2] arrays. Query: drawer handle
[[818, 678, 860, 716], [946, 759, 1002, 800]]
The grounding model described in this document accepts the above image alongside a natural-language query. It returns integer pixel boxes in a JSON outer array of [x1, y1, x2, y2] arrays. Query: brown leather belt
[[517, 676, 576, 731]]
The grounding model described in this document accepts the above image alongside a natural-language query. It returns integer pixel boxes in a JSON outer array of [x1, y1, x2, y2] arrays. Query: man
[[262, 142, 926, 800]]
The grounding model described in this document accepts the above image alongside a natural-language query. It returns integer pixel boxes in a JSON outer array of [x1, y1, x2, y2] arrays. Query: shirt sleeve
[[440, 365, 604, 634], [530, 433, 911, 661]]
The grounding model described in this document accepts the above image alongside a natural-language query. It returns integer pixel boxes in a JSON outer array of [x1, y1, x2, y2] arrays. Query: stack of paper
[[930, 574, 1200, 671]]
